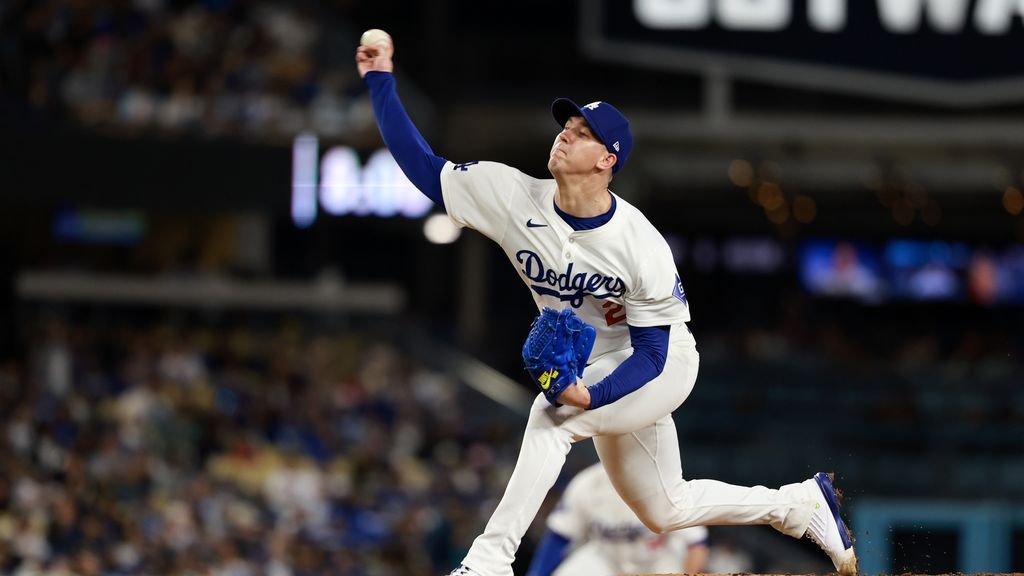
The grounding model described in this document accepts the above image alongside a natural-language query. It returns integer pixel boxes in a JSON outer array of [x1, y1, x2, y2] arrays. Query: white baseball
[[360, 28, 392, 50]]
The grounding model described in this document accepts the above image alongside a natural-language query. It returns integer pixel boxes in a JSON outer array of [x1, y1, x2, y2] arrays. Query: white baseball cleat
[[805, 472, 858, 576], [446, 565, 483, 576]]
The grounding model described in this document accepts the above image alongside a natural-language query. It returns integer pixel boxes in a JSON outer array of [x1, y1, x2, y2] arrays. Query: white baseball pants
[[462, 340, 820, 576]]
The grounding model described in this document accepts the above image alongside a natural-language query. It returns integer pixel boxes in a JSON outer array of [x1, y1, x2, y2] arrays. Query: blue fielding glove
[[522, 307, 597, 406]]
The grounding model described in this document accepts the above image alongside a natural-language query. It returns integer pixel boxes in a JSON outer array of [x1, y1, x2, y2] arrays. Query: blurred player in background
[[526, 462, 709, 576], [355, 31, 857, 576]]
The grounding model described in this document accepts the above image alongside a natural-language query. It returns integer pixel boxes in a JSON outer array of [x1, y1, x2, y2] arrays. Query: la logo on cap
[[612, 142, 620, 151], [584, 102, 602, 110]]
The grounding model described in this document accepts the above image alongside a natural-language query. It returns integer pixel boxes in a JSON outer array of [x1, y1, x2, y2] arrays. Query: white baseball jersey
[[440, 161, 695, 361], [547, 463, 709, 576]]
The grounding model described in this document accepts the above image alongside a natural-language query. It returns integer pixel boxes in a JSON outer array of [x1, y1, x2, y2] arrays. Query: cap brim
[[551, 97, 612, 149], [551, 98, 581, 129]]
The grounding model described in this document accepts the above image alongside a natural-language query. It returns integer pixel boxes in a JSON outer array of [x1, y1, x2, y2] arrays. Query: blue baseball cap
[[551, 98, 633, 174]]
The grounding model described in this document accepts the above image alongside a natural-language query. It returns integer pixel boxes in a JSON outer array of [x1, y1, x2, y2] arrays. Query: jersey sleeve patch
[[439, 160, 517, 243], [452, 161, 479, 171], [672, 274, 687, 305]]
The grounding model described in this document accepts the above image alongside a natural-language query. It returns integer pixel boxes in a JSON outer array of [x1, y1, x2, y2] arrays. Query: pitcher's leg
[[595, 417, 817, 538], [462, 395, 580, 576], [461, 342, 699, 576], [551, 541, 616, 576]]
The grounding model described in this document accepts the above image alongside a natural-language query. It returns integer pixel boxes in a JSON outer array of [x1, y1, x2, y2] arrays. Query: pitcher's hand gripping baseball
[[355, 28, 394, 78], [522, 307, 596, 407]]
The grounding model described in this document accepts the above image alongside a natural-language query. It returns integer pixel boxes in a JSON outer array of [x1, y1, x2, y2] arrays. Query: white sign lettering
[[291, 134, 432, 227], [635, 0, 711, 29], [878, 0, 971, 34], [718, 0, 790, 31], [633, 0, 1023, 34], [808, 0, 847, 32], [975, 0, 1024, 34]]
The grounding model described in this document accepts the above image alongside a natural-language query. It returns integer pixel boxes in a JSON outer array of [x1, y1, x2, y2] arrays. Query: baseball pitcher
[[355, 32, 857, 576]]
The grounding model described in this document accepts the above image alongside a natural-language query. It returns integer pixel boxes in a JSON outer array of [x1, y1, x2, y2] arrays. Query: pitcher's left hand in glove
[[522, 307, 597, 407]]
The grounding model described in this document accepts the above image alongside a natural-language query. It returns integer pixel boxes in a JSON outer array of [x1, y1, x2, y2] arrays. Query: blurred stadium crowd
[[3, 0, 367, 139], [1, 295, 1019, 575], [685, 295, 1023, 498], [0, 313, 520, 576]]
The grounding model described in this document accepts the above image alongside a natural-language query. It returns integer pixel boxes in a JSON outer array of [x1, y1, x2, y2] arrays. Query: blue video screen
[[800, 238, 1024, 306]]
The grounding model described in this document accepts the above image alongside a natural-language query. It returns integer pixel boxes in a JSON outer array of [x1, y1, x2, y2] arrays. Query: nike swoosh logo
[[526, 219, 548, 228]]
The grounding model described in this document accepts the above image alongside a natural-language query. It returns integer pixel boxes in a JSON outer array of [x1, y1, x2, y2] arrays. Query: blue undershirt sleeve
[[587, 325, 670, 410], [525, 529, 572, 576], [363, 71, 447, 207]]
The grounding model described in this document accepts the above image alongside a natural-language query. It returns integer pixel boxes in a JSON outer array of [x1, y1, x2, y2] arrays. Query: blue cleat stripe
[[814, 472, 854, 550]]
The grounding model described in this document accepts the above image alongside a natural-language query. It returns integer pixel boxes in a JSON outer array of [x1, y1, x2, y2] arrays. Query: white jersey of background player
[[355, 35, 857, 576], [530, 462, 709, 576]]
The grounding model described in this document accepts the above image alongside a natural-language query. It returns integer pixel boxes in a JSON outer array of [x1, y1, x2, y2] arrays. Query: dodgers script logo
[[516, 250, 626, 308], [592, 522, 650, 542]]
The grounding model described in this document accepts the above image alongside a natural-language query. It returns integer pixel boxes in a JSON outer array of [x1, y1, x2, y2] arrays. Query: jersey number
[[602, 301, 626, 326]]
